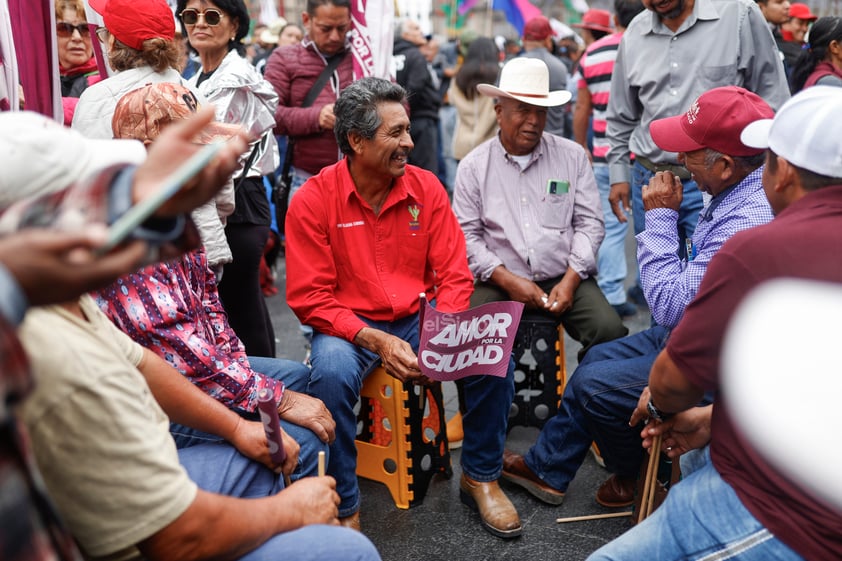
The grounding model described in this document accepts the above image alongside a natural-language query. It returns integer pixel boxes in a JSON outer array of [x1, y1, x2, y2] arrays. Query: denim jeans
[[179, 444, 380, 561], [289, 166, 313, 202], [594, 164, 629, 306], [170, 357, 327, 481], [308, 313, 515, 516], [524, 326, 670, 491], [438, 105, 457, 191], [587, 447, 803, 561]]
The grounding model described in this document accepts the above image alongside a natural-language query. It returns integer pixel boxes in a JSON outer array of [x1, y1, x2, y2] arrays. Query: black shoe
[[627, 285, 648, 308], [611, 301, 638, 318]]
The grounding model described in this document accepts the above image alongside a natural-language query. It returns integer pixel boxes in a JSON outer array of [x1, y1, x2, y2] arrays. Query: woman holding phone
[[177, 0, 280, 358]]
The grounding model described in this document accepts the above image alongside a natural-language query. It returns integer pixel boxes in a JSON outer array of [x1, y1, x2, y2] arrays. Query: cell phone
[[547, 179, 569, 195], [99, 141, 225, 254]]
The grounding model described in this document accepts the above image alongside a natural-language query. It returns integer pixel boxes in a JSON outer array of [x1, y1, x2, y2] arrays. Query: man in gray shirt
[[605, 0, 790, 279], [518, 16, 569, 138]]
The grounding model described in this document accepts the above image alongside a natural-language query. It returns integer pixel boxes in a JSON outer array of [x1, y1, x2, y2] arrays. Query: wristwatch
[[646, 398, 673, 422]]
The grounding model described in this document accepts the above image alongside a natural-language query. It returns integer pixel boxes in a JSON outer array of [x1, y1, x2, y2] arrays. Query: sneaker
[[611, 301, 638, 318]]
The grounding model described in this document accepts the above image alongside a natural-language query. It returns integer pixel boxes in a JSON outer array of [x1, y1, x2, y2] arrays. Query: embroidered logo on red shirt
[[408, 205, 421, 230]]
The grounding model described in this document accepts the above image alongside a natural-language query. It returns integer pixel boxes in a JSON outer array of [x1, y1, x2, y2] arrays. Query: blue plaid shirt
[[637, 167, 773, 328]]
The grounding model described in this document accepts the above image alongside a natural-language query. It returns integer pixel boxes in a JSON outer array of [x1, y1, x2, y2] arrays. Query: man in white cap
[[590, 85, 842, 561], [453, 57, 627, 365]]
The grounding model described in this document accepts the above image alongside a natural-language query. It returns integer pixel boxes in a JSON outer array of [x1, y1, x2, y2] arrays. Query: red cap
[[571, 9, 613, 33], [788, 3, 818, 21], [523, 16, 553, 41], [89, 0, 175, 51], [650, 86, 775, 157]]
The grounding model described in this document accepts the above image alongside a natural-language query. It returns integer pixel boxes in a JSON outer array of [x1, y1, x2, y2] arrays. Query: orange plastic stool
[[355, 366, 451, 509]]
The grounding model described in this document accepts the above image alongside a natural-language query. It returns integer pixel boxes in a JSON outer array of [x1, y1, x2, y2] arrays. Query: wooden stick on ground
[[556, 511, 633, 524]]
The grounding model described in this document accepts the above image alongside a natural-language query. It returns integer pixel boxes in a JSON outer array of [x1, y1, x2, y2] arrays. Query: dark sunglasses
[[180, 8, 225, 26], [56, 22, 90, 38]]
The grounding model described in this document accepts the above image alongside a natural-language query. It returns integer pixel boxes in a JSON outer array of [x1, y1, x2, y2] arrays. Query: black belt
[[636, 156, 692, 180]]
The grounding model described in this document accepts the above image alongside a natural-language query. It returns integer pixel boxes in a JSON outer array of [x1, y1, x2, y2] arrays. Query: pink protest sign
[[257, 388, 286, 465], [418, 296, 523, 382]]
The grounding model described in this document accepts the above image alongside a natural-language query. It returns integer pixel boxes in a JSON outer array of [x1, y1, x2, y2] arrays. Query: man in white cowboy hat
[[453, 57, 627, 363]]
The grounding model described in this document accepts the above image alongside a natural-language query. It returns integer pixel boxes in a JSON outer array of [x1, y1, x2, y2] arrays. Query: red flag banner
[[418, 296, 523, 381]]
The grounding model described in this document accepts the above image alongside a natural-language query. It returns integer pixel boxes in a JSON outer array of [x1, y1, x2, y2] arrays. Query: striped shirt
[[578, 32, 623, 164]]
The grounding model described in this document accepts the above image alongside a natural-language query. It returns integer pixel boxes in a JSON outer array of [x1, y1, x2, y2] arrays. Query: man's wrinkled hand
[[379, 335, 430, 385], [642, 171, 683, 212], [277, 389, 336, 444], [640, 405, 712, 458], [282, 477, 340, 527], [318, 104, 336, 130], [609, 182, 631, 223], [0, 227, 147, 306]]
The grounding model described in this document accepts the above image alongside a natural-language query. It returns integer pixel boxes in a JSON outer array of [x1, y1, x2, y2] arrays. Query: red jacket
[[264, 39, 354, 175]]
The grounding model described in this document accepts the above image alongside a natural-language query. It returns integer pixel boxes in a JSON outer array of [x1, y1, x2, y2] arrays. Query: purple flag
[[418, 296, 523, 382]]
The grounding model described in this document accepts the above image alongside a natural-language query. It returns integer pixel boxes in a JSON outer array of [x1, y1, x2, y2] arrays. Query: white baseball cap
[[740, 86, 842, 178], [0, 111, 147, 209]]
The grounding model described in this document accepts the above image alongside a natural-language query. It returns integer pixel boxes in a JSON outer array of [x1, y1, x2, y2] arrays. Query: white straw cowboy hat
[[477, 57, 571, 107]]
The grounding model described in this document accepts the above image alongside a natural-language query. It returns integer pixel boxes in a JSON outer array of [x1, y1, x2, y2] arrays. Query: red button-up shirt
[[286, 160, 474, 342]]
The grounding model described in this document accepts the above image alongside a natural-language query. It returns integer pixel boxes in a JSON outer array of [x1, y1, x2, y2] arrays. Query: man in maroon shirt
[[285, 78, 521, 539], [588, 87, 842, 561], [264, 0, 354, 196]]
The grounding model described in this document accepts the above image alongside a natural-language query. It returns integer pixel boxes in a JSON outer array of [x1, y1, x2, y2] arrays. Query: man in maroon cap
[[518, 16, 569, 137], [503, 86, 775, 510]]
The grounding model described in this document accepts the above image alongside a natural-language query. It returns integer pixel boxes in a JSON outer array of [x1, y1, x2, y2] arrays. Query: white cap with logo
[[741, 86, 842, 178]]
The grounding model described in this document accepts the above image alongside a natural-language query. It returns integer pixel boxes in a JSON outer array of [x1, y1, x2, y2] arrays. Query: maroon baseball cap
[[650, 86, 774, 157], [523, 16, 553, 41]]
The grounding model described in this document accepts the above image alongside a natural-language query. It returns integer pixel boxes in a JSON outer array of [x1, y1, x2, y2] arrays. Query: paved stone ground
[[268, 228, 650, 561]]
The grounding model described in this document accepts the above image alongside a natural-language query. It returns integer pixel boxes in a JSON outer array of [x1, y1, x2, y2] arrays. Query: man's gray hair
[[334, 77, 407, 157]]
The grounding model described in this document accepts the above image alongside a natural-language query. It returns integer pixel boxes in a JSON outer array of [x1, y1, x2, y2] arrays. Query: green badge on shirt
[[547, 179, 569, 195]]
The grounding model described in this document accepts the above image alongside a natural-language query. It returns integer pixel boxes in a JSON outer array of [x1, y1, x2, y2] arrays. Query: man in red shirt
[[286, 78, 521, 538]]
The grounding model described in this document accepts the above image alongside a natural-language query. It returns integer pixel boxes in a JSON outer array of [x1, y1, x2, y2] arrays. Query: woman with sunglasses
[[55, 0, 100, 123], [177, 0, 281, 358]]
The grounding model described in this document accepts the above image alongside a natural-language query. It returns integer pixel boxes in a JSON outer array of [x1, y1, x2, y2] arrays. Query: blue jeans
[[308, 313, 515, 516], [289, 166, 313, 202], [170, 357, 327, 481], [179, 444, 380, 561], [594, 164, 628, 306], [524, 326, 670, 491], [587, 447, 803, 561], [438, 105, 457, 191]]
